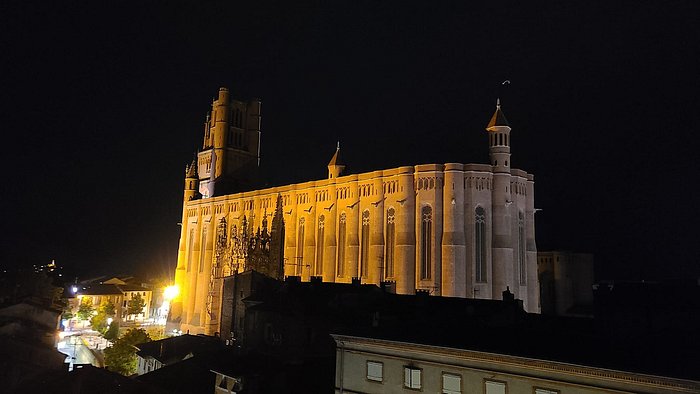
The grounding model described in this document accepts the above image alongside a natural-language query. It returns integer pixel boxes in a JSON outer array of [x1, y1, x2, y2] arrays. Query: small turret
[[327, 142, 345, 179], [486, 99, 512, 173], [184, 157, 199, 201]]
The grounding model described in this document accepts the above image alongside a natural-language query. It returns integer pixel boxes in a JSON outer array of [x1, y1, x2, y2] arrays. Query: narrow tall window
[[199, 228, 207, 273], [518, 211, 526, 285], [475, 207, 487, 283], [360, 210, 370, 277], [315, 215, 325, 276], [337, 213, 346, 277], [297, 218, 305, 276], [385, 208, 396, 279], [187, 229, 195, 272], [421, 206, 432, 280], [404, 367, 422, 389]]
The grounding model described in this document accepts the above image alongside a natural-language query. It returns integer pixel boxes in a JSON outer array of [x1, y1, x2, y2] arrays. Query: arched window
[[518, 211, 526, 285], [360, 210, 370, 278], [475, 207, 487, 283], [337, 213, 346, 277], [315, 215, 325, 276], [385, 208, 396, 279], [297, 218, 305, 276], [187, 228, 195, 272], [421, 206, 432, 280]]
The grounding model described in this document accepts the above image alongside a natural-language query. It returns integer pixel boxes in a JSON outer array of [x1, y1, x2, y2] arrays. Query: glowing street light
[[158, 285, 180, 327], [163, 285, 180, 301]]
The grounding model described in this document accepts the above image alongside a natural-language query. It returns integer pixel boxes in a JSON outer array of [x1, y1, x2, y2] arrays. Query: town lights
[[163, 285, 180, 301]]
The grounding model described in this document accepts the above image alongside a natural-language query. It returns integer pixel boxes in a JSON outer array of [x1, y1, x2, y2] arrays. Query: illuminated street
[[57, 333, 106, 370]]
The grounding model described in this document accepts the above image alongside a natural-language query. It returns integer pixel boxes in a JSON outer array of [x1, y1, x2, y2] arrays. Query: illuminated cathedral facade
[[170, 88, 539, 335]]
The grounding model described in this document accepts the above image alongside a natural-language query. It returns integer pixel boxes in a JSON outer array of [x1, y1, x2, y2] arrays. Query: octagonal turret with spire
[[327, 141, 345, 179], [486, 99, 512, 173]]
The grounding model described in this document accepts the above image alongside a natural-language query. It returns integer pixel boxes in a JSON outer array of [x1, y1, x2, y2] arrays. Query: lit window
[[316, 215, 325, 276], [485, 380, 506, 394], [385, 208, 395, 278], [297, 217, 305, 275], [535, 389, 559, 394], [518, 211, 526, 285], [337, 213, 346, 277], [475, 207, 487, 282], [442, 373, 461, 394], [421, 206, 432, 280], [367, 361, 383, 382], [360, 210, 370, 277], [404, 367, 421, 389]]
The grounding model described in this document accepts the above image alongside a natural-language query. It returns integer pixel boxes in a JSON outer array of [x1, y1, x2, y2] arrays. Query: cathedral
[[170, 88, 539, 335]]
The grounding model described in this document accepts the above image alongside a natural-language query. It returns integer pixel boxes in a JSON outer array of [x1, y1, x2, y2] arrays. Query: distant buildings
[[171, 88, 540, 336], [66, 276, 154, 327]]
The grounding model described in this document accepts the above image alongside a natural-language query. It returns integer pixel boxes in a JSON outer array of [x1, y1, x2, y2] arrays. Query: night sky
[[2, 1, 699, 282]]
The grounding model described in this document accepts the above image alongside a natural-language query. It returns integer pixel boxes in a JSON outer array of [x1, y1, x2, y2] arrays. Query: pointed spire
[[327, 142, 346, 179], [186, 155, 198, 178], [486, 98, 510, 130], [328, 142, 344, 166]]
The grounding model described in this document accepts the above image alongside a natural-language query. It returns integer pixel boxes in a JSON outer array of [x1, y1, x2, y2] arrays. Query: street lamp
[[163, 285, 179, 301]]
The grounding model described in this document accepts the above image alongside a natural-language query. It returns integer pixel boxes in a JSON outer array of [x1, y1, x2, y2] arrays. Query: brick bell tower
[[197, 87, 262, 198]]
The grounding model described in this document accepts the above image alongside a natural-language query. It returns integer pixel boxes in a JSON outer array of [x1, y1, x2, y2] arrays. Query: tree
[[76, 297, 95, 321], [104, 321, 119, 341], [62, 309, 74, 321], [100, 299, 116, 317], [104, 328, 151, 376], [90, 300, 116, 334], [126, 293, 146, 318], [90, 312, 107, 333]]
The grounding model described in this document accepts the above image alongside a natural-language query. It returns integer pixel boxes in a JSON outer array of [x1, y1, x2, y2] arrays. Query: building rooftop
[[135, 334, 221, 365], [22, 364, 163, 394], [334, 304, 699, 381], [486, 99, 510, 129], [76, 284, 123, 296]]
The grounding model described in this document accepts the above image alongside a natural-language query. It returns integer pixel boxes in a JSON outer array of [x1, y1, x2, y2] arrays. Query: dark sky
[[2, 1, 699, 281]]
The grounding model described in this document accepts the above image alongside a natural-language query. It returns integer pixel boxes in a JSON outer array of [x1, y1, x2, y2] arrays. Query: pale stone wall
[[169, 92, 539, 335], [173, 162, 537, 334]]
